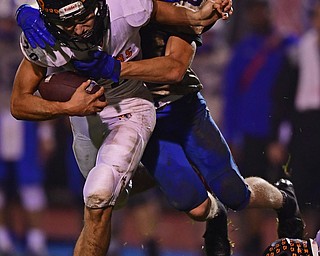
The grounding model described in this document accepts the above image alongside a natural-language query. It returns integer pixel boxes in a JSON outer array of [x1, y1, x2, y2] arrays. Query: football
[[38, 71, 105, 102]]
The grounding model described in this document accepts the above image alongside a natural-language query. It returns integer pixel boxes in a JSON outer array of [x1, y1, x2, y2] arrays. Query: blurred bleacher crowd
[[0, 0, 319, 255]]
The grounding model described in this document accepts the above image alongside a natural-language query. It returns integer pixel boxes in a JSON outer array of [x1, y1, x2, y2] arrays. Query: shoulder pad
[[19, 33, 72, 67]]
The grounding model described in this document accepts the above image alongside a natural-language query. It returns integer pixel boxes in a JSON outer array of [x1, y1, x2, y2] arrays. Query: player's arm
[[120, 36, 196, 83], [11, 58, 107, 120]]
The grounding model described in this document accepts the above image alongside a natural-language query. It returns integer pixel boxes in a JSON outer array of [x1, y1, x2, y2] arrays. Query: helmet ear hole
[[36, 0, 109, 51]]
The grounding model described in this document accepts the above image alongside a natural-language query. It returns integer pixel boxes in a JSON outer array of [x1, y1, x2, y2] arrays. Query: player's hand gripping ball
[[38, 71, 105, 102]]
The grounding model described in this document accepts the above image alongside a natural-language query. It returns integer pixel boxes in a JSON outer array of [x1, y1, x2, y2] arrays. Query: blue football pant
[[141, 92, 251, 212]]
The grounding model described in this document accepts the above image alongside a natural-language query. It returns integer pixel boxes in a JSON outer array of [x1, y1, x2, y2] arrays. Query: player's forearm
[[121, 36, 195, 83], [11, 60, 70, 120], [120, 57, 188, 83], [11, 93, 69, 121]]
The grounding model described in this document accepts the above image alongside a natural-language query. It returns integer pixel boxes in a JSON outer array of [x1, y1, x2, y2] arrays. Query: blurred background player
[[0, 15, 50, 256], [222, 0, 298, 184], [0, 116, 50, 256], [268, 0, 320, 242]]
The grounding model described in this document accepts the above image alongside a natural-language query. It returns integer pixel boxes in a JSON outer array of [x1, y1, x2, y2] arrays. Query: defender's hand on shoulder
[[16, 4, 56, 49]]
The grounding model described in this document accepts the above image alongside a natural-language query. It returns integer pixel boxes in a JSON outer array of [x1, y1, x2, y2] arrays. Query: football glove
[[73, 51, 121, 83], [16, 4, 56, 49]]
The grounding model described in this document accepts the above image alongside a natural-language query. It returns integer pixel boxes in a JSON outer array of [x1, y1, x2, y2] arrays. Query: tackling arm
[[120, 36, 196, 83]]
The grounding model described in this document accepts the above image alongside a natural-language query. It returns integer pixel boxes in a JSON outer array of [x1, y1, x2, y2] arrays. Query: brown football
[[38, 71, 105, 102]]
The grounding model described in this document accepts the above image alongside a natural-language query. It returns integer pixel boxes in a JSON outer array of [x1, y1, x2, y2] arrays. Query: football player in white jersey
[[11, 0, 224, 255]]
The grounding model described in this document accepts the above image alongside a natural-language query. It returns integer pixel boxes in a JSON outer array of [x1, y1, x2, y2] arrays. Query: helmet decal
[[59, 1, 85, 20]]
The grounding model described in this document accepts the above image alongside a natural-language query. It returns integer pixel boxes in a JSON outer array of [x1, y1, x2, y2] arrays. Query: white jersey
[[19, 0, 153, 103]]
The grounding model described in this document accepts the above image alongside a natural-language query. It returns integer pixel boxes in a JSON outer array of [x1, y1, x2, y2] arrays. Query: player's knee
[[224, 184, 251, 211], [84, 190, 113, 208], [186, 198, 210, 221], [84, 205, 112, 226], [83, 165, 115, 208]]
